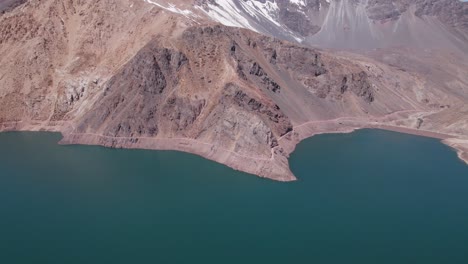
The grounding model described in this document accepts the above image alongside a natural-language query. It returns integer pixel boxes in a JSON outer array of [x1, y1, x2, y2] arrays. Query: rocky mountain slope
[[1, 0, 467, 180], [0, 0, 25, 14], [192, 0, 468, 49]]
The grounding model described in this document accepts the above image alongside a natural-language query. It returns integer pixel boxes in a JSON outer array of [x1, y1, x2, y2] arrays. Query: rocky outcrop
[[275, 0, 324, 36], [222, 83, 292, 139], [66, 25, 298, 175], [339, 71, 374, 103], [75, 43, 191, 138], [366, 0, 403, 21], [247, 62, 282, 93]]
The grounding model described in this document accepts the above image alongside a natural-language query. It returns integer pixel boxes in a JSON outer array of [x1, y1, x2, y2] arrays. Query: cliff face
[[1, 0, 467, 180], [65, 24, 399, 180], [73, 27, 293, 159]]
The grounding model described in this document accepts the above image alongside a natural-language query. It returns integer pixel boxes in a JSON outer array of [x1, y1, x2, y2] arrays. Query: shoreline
[[59, 132, 296, 182], [1, 118, 467, 181]]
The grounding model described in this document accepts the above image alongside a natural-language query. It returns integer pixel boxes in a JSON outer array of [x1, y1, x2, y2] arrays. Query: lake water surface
[[0, 129, 467, 263]]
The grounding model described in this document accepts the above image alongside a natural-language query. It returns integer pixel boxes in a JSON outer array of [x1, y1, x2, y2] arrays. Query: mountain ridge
[[1, 0, 467, 180]]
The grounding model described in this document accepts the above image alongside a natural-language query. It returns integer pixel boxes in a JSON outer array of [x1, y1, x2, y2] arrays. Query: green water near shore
[[0, 129, 467, 263]]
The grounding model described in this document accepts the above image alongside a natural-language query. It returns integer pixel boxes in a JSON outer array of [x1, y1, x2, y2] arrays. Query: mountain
[[1, 0, 467, 180], [195, 0, 468, 50]]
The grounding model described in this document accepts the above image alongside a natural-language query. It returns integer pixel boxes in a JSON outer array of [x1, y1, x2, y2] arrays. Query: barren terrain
[[1, 0, 467, 180]]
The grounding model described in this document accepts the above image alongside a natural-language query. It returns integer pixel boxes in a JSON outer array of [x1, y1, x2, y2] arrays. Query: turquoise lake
[[0, 129, 467, 263]]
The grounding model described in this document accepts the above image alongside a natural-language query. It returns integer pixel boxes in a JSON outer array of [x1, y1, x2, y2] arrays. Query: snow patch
[[290, 0, 306, 7], [239, 0, 281, 27], [199, 0, 303, 43], [144, 0, 197, 19], [196, 0, 258, 32]]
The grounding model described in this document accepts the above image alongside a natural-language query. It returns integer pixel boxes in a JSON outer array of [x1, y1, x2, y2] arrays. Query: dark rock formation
[[248, 62, 281, 93], [76, 41, 192, 138], [340, 71, 374, 103], [223, 83, 293, 138]]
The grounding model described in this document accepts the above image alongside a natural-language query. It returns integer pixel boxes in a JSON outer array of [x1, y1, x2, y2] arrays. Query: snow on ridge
[[196, 0, 259, 32], [198, 0, 282, 32], [144, 0, 197, 19], [239, 0, 281, 27], [143, 0, 304, 43], [240, 0, 303, 42], [199, 0, 303, 42], [290, 0, 306, 7]]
